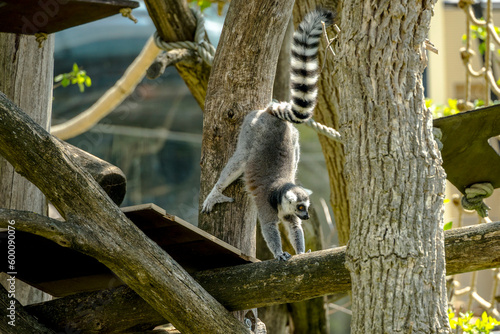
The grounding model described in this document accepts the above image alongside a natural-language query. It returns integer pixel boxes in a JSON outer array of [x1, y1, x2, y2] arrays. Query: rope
[[120, 8, 138, 24], [433, 127, 443, 151], [154, 9, 216, 66], [461, 183, 494, 218], [34, 32, 48, 48], [304, 119, 342, 142]]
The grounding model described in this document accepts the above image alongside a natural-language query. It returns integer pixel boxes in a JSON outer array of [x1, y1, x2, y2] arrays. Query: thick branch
[[60, 140, 127, 205], [0, 92, 249, 334], [23, 221, 500, 333], [0, 209, 77, 248], [144, 0, 211, 108], [0, 286, 55, 334]]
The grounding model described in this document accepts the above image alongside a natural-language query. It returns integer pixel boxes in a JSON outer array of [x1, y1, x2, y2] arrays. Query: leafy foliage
[[187, 0, 228, 15], [54, 63, 92, 93], [426, 98, 490, 119], [426, 98, 461, 118], [462, 24, 500, 56], [448, 309, 500, 334], [443, 221, 453, 231]]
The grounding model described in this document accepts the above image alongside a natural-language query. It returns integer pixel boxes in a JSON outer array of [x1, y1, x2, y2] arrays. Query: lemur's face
[[282, 187, 312, 220]]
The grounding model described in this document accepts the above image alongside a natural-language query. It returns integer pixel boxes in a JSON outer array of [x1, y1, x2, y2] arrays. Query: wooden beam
[[22, 221, 500, 333], [0, 0, 139, 35], [433, 105, 500, 193]]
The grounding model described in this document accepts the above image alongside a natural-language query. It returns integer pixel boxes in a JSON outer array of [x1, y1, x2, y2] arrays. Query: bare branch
[[25, 221, 500, 332], [0, 209, 76, 248]]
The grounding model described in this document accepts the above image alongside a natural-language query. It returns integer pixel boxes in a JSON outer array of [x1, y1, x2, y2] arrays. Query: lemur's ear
[[284, 190, 298, 202], [303, 188, 313, 196]]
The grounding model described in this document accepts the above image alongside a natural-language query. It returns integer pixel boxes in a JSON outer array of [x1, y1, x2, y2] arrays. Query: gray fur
[[202, 9, 334, 261], [202, 111, 311, 261]]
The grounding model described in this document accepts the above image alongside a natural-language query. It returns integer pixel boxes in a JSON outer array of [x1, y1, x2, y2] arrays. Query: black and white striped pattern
[[268, 9, 335, 123]]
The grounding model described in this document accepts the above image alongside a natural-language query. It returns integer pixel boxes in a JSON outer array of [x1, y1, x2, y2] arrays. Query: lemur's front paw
[[276, 252, 292, 261], [202, 189, 234, 213]]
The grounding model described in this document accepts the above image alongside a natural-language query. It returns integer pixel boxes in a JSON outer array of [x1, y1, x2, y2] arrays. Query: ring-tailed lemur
[[202, 9, 335, 261]]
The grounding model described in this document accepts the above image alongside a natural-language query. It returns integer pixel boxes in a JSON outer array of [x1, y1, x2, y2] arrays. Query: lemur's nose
[[299, 212, 309, 220]]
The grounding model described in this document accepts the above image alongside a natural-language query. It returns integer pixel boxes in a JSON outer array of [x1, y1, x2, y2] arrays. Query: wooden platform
[[0, 0, 139, 35], [0, 204, 257, 297], [434, 104, 500, 193]]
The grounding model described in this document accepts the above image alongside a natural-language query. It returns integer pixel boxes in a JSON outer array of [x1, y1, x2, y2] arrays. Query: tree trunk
[[0, 32, 54, 305], [335, 0, 450, 333], [293, 1, 351, 246]]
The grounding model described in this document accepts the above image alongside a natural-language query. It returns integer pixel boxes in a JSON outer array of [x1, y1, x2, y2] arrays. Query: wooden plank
[[0, 204, 257, 296], [0, 0, 139, 35], [433, 105, 500, 193]]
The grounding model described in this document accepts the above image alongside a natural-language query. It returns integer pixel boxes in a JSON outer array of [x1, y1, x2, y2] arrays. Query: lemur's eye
[[297, 205, 305, 211]]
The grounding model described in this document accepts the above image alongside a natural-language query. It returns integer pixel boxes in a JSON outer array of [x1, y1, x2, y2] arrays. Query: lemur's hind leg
[[283, 216, 305, 255], [202, 149, 246, 213]]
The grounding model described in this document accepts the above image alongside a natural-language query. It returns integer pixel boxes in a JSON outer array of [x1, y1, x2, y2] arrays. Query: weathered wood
[[0, 286, 55, 334], [433, 104, 500, 193], [25, 285, 165, 333], [144, 0, 211, 109], [18, 221, 500, 333], [0, 204, 257, 297], [444, 220, 500, 274], [0, 32, 54, 305], [61, 140, 127, 205], [0, 0, 139, 35], [0, 92, 250, 333]]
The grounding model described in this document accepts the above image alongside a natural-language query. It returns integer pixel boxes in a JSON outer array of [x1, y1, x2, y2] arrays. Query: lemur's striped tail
[[268, 8, 335, 123]]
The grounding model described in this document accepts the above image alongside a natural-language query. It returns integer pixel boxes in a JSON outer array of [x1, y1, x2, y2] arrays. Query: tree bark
[[0, 33, 52, 221], [144, 0, 211, 109], [335, 0, 449, 333], [0, 92, 250, 334], [60, 140, 127, 205], [0, 286, 55, 334], [15, 220, 500, 334], [0, 32, 54, 305], [293, 1, 351, 246], [25, 285, 165, 333]]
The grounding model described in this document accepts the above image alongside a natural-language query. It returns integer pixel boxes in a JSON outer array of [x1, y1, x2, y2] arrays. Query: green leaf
[[54, 74, 64, 82], [85, 76, 92, 87], [72, 63, 79, 73], [448, 98, 457, 110], [61, 77, 70, 87], [443, 221, 453, 231]]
